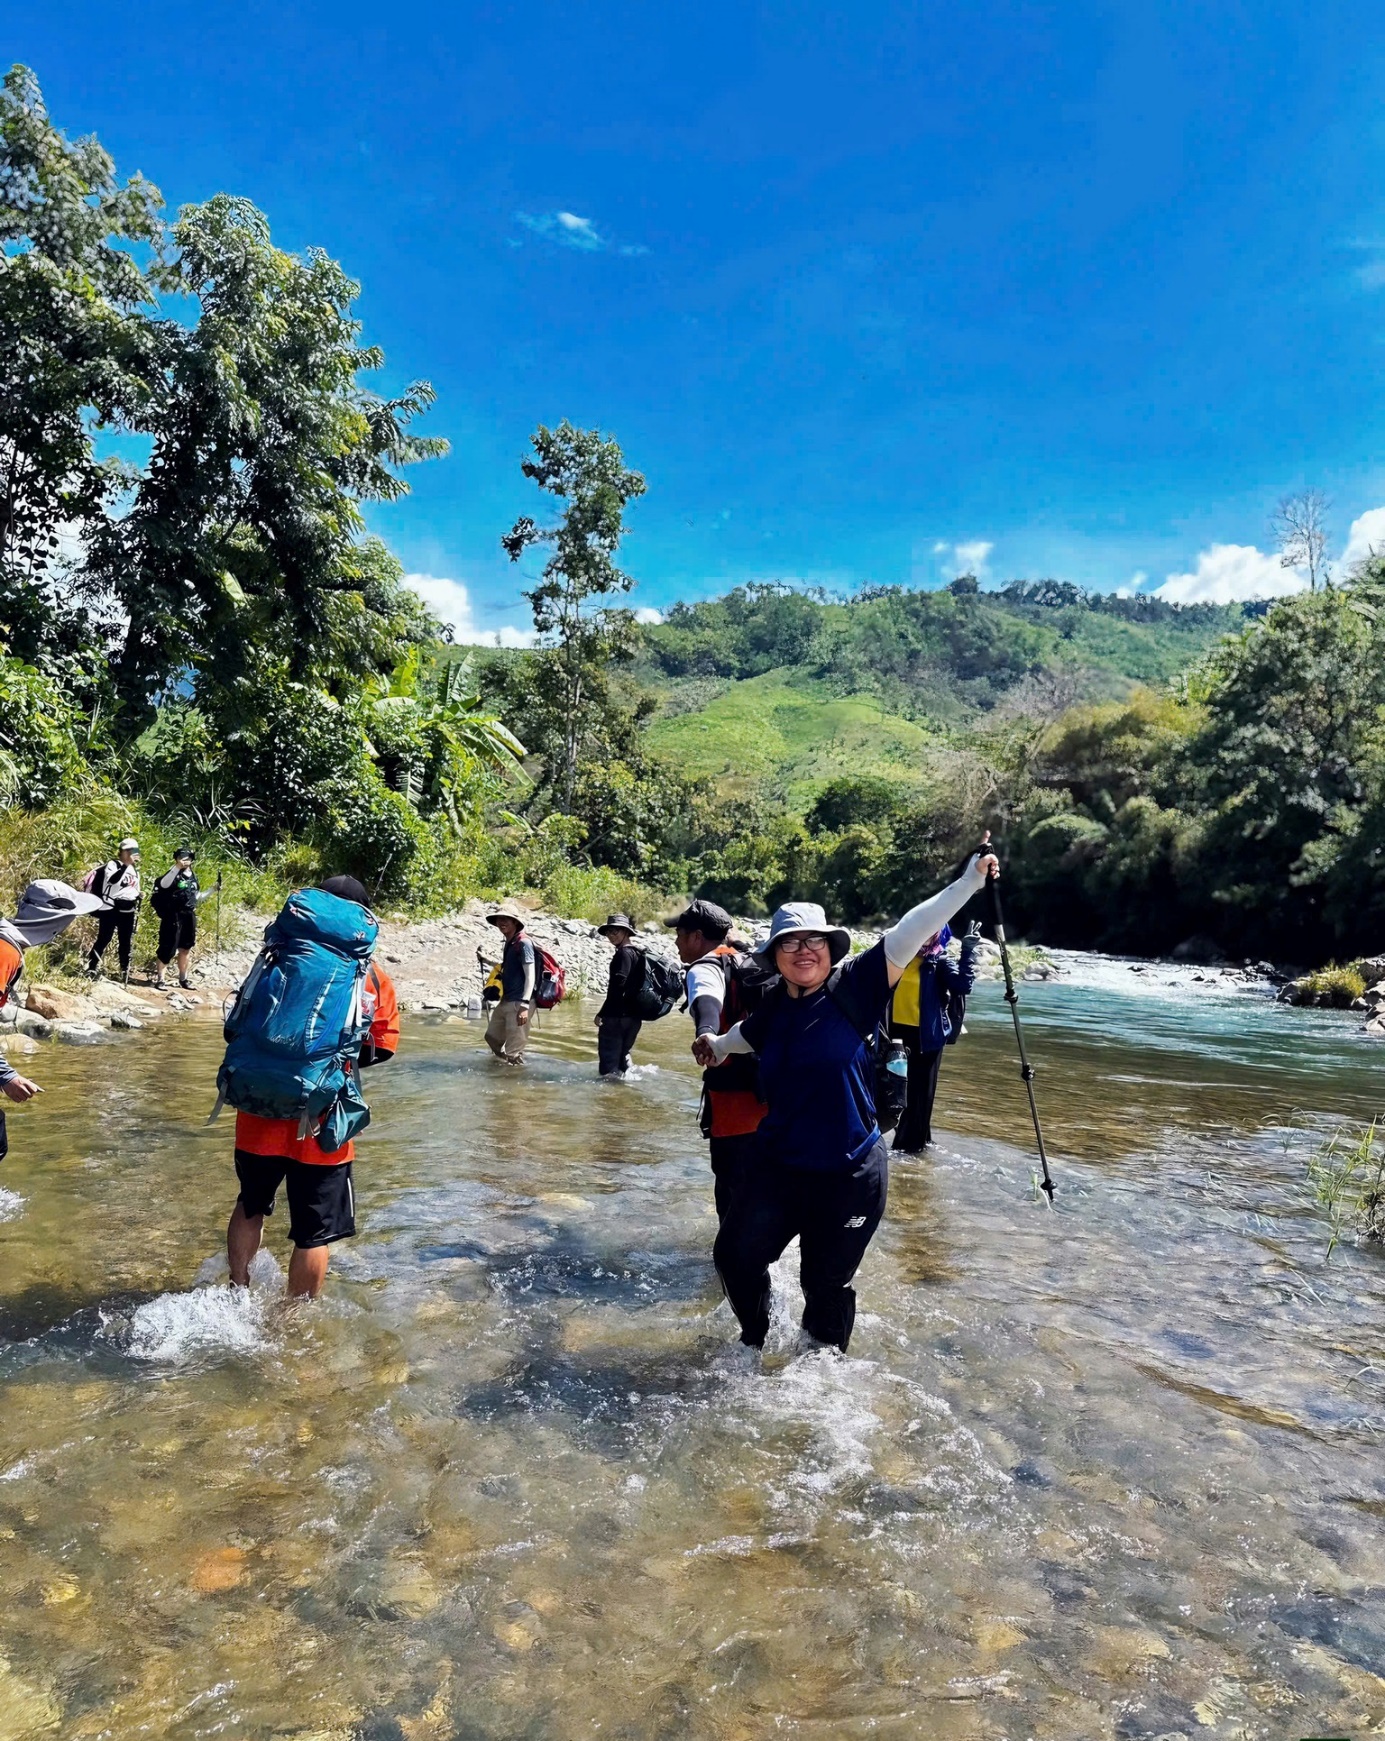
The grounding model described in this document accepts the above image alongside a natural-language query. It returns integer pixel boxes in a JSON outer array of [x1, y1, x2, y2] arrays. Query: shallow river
[[2, 963, 1384, 1739]]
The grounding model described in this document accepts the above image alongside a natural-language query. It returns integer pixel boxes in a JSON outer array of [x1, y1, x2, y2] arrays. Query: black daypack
[[633, 950, 685, 1020], [149, 876, 179, 919], [823, 961, 908, 1133]]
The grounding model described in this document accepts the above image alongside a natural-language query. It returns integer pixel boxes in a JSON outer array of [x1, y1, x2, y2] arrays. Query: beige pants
[[485, 998, 530, 1061]]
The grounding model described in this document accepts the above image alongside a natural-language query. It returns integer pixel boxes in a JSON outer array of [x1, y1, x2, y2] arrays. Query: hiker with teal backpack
[[215, 875, 400, 1299]]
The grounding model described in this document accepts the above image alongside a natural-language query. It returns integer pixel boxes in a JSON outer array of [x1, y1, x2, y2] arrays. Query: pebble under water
[[1, 965, 1384, 1738]]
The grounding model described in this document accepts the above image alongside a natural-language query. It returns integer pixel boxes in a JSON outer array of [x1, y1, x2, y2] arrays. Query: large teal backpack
[[210, 888, 380, 1155]]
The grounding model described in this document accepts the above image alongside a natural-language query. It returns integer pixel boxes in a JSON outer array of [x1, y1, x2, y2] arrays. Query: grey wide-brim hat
[[9, 878, 106, 947], [753, 901, 852, 967], [597, 913, 635, 937], [485, 903, 528, 929]]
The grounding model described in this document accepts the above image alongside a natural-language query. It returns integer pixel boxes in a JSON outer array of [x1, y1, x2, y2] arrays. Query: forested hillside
[[6, 62, 1384, 974]]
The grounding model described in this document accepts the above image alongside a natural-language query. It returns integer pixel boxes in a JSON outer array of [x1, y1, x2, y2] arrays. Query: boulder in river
[[1170, 935, 1228, 965]]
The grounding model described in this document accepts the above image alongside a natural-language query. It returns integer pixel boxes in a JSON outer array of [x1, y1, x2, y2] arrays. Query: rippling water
[[1, 963, 1384, 1738]]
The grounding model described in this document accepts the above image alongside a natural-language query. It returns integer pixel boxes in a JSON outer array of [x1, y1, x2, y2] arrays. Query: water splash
[[104, 1249, 284, 1364], [0, 1185, 24, 1222]]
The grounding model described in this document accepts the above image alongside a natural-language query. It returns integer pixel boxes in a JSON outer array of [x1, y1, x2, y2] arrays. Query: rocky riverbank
[[0, 897, 1048, 1064]]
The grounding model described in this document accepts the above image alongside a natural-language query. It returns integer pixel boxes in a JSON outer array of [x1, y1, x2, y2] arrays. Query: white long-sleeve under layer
[[707, 856, 990, 1062]]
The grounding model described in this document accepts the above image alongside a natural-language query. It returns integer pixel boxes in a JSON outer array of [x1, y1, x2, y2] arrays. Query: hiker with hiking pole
[[695, 838, 1000, 1355]]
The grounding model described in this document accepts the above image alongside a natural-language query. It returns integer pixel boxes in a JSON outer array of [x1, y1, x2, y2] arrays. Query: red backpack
[[531, 942, 566, 1010]]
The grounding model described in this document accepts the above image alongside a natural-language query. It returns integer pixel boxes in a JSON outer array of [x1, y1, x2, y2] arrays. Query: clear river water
[[1, 961, 1384, 1739]]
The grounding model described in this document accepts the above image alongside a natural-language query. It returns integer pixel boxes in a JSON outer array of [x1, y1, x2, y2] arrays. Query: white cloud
[[1154, 543, 1303, 605], [404, 574, 535, 647], [517, 210, 605, 250], [954, 539, 994, 575], [513, 210, 649, 257], [1340, 506, 1385, 573], [634, 606, 663, 624]]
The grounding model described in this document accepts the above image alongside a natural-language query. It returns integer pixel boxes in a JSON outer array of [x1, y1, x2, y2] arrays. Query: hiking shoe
[[178, 976, 193, 990]]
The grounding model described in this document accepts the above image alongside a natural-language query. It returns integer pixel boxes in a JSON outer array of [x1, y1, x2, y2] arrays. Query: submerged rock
[[52, 1020, 107, 1045]]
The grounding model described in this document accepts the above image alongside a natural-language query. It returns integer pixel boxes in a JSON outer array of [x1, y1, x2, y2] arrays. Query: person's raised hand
[[2, 1075, 42, 1103], [969, 829, 1000, 882]]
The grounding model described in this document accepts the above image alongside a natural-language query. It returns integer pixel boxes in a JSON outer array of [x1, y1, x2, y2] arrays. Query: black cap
[[174, 845, 196, 861], [320, 874, 369, 906], [664, 898, 733, 940]]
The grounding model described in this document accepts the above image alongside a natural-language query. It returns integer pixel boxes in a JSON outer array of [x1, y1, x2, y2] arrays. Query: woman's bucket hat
[[752, 901, 852, 967]]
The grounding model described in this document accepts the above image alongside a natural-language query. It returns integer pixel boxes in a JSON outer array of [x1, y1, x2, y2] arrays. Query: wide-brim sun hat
[[597, 913, 635, 937], [486, 902, 529, 929], [8, 878, 107, 947], [753, 901, 852, 967]]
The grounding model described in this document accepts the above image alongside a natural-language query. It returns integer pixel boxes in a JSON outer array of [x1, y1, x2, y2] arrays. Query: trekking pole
[[215, 873, 223, 966], [985, 867, 1056, 1205]]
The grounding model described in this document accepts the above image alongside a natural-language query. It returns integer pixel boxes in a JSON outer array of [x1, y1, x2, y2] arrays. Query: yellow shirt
[[891, 957, 922, 1027]]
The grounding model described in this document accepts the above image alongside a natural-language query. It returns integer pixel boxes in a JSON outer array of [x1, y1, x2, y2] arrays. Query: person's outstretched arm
[[881, 848, 997, 988]]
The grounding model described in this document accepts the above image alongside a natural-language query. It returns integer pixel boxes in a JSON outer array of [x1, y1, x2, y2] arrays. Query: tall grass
[[1307, 1118, 1385, 1257]]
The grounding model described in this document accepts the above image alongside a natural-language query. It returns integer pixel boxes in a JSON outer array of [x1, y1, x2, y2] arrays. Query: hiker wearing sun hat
[[481, 903, 536, 1064], [0, 879, 107, 1119], [593, 914, 644, 1076], [696, 839, 1000, 1355], [84, 837, 142, 982]]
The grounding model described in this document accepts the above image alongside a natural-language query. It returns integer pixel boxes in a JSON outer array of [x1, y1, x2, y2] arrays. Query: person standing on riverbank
[[85, 838, 141, 981], [697, 844, 999, 1353], [594, 914, 644, 1076], [670, 899, 772, 1220], [226, 875, 399, 1299], [483, 904, 535, 1065], [887, 921, 981, 1153], [150, 848, 217, 989], [0, 880, 107, 1125]]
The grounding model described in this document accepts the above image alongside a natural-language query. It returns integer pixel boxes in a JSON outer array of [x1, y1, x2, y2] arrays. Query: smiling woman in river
[[695, 838, 1000, 1354]]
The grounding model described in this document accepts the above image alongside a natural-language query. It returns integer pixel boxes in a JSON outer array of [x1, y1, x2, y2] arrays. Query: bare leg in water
[[226, 1202, 330, 1298]]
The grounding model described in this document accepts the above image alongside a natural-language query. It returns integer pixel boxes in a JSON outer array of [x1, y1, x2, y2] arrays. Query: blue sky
[[15, 0, 1385, 637]]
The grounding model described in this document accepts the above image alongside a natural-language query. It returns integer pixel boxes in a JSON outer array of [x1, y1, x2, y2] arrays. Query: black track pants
[[713, 1139, 889, 1352], [893, 1046, 944, 1153], [88, 907, 136, 975], [597, 1015, 642, 1075], [708, 1131, 760, 1223]]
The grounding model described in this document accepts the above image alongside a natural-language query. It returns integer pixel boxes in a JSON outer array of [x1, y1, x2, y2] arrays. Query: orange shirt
[[0, 939, 22, 1007], [234, 964, 400, 1166]]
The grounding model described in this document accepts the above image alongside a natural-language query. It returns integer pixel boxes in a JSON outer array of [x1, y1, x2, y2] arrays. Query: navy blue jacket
[[888, 944, 979, 1052]]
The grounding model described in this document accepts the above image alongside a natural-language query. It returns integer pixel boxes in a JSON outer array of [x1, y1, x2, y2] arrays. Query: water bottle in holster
[[876, 1033, 909, 1133]]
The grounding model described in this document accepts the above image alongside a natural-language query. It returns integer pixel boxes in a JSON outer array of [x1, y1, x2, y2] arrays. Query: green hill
[[645, 670, 934, 802], [635, 579, 1245, 807]]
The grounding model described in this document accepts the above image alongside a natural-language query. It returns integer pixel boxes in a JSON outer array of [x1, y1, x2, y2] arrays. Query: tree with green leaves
[[502, 421, 646, 810], [87, 193, 447, 713], [0, 63, 164, 664]]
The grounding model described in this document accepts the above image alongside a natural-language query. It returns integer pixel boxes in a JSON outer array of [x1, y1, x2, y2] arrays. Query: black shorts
[[158, 909, 197, 959], [234, 1152, 356, 1248]]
